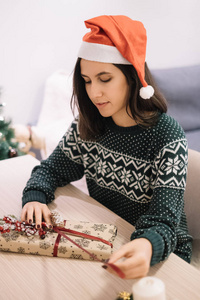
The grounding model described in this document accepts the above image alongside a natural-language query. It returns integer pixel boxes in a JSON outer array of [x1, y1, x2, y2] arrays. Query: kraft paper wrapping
[[0, 218, 117, 261]]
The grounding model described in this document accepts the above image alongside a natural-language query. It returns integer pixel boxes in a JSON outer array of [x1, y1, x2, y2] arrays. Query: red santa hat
[[78, 15, 154, 99]]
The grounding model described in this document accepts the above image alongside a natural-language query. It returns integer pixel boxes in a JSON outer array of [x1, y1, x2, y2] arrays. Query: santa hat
[[78, 15, 154, 100]]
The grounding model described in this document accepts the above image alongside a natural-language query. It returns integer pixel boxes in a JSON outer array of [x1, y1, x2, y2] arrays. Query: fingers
[[21, 202, 52, 228], [34, 205, 43, 228], [21, 204, 30, 223], [108, 245, 131, 264], [105, 253, 150, 279], [108, 240, 136, 264], [27, 206, 34, 224], [41, 206, 52, 228], [105, 263, 147, 279], [102, 239, 152, 280], [21, 205, 29, 222]]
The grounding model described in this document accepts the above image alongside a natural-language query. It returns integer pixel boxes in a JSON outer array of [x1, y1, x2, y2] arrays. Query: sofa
[[151, 65, 200, 152]]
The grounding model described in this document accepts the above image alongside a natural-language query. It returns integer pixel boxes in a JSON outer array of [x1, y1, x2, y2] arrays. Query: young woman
[[21, 15, 192, 279]]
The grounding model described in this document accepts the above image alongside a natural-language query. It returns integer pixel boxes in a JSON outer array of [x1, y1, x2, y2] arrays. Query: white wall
[[0, 0, 200, 125]]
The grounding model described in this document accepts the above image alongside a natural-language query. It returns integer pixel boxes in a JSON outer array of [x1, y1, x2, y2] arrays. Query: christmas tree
[[0, 89, 23, 160]]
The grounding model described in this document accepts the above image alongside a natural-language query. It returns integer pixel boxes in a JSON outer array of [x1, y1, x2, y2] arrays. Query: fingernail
[[104, 259, 110, 263], [49, 225, 52, 229], [37, 225, 40, 229], [102, 265, 108, 269], [29, 219, 32, 224]]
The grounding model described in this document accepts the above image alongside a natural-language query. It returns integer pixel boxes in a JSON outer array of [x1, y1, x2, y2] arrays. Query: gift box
[[0, 213, 117, 262]]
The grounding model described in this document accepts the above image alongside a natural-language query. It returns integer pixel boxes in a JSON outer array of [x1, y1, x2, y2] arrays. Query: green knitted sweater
[[22, 113, 192, 265]]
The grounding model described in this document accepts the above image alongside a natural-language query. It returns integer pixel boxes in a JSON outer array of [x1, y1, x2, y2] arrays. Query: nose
[[86, 82, 103, 99]]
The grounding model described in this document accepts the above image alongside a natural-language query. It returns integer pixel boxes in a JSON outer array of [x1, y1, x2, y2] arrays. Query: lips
[[95, 102, 109, 108]]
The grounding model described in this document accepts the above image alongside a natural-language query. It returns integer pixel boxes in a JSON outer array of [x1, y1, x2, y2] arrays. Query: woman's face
[[80, 59, 136, 127]]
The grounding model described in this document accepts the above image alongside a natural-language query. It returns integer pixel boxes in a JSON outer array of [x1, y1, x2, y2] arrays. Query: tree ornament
[[0, 87, 24, 160], [0, 132, 4, 142], [0, 103, 6, 122], [8, 147, 18, 158], [116, 291, 132, 300], [0, 87, 6, 122]]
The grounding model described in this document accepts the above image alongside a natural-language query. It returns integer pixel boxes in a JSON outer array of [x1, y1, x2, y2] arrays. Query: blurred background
[[0, 0, 200, 126]]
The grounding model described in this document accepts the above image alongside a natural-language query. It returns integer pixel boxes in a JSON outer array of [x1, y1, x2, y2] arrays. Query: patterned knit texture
[[22, 113, 192, 265]]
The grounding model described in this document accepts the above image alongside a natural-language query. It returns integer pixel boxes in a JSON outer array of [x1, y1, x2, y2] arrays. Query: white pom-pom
[[139, 85, 154, 99]]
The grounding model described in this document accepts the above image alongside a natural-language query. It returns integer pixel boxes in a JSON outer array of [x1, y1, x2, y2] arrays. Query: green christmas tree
[[0, 89, 23, 160]]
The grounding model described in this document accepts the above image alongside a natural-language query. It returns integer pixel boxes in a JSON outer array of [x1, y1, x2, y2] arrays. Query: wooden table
[[0, 155, 200, 300]]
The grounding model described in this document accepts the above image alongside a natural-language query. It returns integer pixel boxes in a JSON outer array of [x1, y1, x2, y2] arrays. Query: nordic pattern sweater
[[22, 113, 192, 265]]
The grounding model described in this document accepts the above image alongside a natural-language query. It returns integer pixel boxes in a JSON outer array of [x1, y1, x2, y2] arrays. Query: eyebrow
[[81, 72, 112, 78]]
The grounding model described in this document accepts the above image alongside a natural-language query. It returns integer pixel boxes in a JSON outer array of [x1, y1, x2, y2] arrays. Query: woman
[[21, 15, 192, 279]]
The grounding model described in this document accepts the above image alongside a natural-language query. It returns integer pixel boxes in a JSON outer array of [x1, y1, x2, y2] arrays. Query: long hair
[[71, 58, 167, 140]]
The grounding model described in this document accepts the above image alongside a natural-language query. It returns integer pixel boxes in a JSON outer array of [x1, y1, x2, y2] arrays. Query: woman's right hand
[[21, 202, 52, 229]]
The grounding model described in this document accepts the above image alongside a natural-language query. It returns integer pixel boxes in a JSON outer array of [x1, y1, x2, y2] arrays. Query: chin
[[98, 112, 112, 118]]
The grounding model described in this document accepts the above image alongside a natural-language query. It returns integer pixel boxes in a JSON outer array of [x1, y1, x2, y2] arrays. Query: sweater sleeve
[[130, 138, 190, 265], [22, 120, 84, 206]]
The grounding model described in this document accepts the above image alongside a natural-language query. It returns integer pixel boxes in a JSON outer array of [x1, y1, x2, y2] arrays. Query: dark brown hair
[[71, 58, 167, 140]]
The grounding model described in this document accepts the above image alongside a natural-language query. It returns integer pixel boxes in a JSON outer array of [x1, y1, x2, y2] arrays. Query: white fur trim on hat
[[78, 41, 131, 65], [139, 85, 154, 99]]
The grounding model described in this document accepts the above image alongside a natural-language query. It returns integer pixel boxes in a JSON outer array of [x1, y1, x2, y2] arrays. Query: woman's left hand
[[104, 238, 152, 279]]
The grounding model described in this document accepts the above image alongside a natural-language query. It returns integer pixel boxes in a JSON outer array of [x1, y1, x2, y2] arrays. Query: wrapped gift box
[[0, 216, 117, 261]]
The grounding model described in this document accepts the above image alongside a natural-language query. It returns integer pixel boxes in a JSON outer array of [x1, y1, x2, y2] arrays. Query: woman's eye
[[82, 77, 111, 84], [100, 78, 111, 83]]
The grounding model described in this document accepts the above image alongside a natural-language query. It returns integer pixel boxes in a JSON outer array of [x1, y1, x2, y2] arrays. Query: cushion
[[36, 70, 75, 158], [151, 65, 200, 131], [185, 130, 200, 152]]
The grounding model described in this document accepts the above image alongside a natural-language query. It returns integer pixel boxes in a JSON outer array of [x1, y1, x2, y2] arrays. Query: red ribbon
[[52, 222, 125, 279]]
